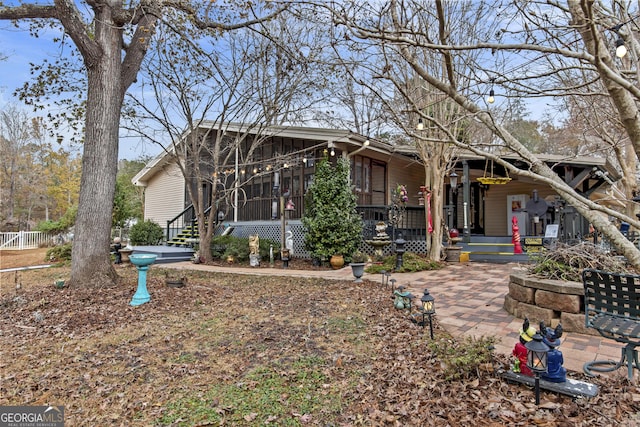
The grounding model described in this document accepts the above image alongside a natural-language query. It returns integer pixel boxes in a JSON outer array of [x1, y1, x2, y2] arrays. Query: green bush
[[129, 220, 164, 245], [365, 252, 443, 274], [302, 157, 363, 260], [210, 235, 280, 262], [37, 206, 77, 235], [427, 336, 497, 381], [223, 237, 251, 262], [46, 243, 73, 263]]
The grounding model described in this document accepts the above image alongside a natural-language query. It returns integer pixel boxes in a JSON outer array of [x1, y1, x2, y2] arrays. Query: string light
[[607, 15, 640, 59], [616, 36, 627, 58], [486, 77, 496, 104]]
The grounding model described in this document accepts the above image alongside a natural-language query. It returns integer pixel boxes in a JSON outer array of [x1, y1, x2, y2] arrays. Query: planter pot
[[119, 248, 133, 264], [445, 246, 462, 262], [350, 262, 366, 283], [330, 254, 345, 270]]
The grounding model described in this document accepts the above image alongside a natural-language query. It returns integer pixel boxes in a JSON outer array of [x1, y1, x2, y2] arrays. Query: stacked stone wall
[[504, 273, 594, 335]]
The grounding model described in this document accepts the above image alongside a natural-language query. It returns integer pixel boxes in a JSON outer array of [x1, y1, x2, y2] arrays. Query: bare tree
[[325, 0, 640, 268], [0, 1, 285, 287], [123, 8, 331, 262]]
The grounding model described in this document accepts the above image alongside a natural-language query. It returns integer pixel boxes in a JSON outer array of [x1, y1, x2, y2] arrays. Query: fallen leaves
[[0, 263, 639, 426]]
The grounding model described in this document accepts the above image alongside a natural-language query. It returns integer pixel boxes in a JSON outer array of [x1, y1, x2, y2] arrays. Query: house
[[132, 122, 620, 259]]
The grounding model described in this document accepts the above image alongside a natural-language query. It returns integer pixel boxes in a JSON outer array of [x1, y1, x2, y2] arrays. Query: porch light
[[525, 333, 550, 405], [330, 147, 335, 156], [420, 289, 436, 339]]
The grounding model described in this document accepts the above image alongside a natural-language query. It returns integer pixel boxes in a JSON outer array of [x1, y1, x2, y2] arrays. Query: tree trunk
[[427, 168, 445, 261], [69, 14, 122, 288]]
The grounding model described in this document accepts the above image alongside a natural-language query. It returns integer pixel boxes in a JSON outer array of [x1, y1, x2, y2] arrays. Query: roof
[[132, 123, 403, 186]]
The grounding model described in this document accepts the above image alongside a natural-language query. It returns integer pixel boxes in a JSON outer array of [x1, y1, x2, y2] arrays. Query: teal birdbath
[[129, 254, 157, 306]]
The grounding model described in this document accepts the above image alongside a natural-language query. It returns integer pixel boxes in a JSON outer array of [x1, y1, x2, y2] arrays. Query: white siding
[[143, 162, 185, 228], [482, 181, 555, 236]]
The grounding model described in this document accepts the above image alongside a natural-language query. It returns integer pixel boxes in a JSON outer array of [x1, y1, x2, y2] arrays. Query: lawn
[[0, 249, 638, 426]]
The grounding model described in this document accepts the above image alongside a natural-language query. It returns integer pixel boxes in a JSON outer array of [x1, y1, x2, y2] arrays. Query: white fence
[[0, 231, 52, 250]]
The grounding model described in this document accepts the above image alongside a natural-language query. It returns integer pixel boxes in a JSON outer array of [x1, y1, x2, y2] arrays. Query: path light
[[390, 278, 397, 291], [281, 248, 290, 269], [420, 289, 436, 339], [525, 333, 550, 405], [380, 270, 391, 287]]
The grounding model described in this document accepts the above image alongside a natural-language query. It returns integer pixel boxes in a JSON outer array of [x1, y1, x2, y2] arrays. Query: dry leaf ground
[[1, 248, 639, 426]]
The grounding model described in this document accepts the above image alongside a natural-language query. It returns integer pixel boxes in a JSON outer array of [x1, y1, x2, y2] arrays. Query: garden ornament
[[539, 321, 567, 383], [513, 317, 536, 376]]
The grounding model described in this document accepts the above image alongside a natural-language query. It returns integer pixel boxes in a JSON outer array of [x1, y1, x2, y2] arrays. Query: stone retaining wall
[[504, 273, 595, 335]]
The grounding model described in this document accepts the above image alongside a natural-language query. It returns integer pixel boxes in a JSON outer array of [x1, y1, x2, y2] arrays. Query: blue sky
[[0, 21, 161, 160]]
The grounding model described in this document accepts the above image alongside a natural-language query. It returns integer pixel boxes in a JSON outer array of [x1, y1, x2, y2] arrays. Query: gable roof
[[132, 123, 403, 186]]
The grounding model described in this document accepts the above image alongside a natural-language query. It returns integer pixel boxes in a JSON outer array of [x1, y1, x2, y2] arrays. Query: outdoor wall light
[[420, 289, 436, 339], [416, 118, 424, 131], [525, 333, 550, 405]]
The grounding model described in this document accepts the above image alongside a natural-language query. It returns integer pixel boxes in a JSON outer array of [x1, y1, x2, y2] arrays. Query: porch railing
[[0, 231, 52, 250], [166, 201, 429, 243], [357, 205, 427, 241]]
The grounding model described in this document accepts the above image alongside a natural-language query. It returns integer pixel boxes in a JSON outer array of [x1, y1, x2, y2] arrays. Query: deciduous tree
[[0, 1, 285, 287]]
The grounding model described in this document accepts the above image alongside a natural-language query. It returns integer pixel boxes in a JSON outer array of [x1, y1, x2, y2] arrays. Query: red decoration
[[449, 228, 459, 238], [512, 216, 523, 254]]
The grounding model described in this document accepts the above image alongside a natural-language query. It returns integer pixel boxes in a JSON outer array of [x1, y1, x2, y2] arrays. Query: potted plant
[[302, 156, 363, 267], [350, 251, 368, 283]]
